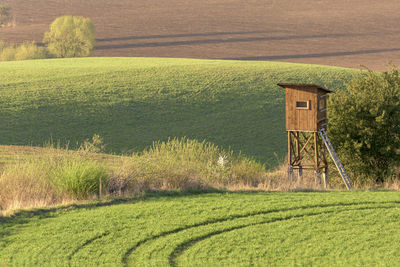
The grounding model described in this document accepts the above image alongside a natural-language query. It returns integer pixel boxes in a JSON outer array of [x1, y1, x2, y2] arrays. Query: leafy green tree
[[328, 67, 400, 183], [43, 16, 96, 58]]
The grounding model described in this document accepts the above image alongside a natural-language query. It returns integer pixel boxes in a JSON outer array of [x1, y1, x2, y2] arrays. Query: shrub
[[0, 42, 47, 61], [328, 67, 400, 183], [0, 45, 16, 61], [15, 41, 47, 60], [43, 16, 96, 58], [0, 4, 12, 27], [0, 40, 6, 50]]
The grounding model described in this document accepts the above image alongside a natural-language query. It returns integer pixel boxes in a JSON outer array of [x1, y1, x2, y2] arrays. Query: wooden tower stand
[[278, 83, 331, 188], [278, 83, 353, 190]]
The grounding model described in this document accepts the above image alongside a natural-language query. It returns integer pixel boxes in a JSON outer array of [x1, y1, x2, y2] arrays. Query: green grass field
[[1, 191, 400, 266], [0, 58, 358, 165]]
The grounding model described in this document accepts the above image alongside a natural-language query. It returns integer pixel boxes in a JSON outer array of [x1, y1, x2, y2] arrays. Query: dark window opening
[[296, 101, 310, 109]]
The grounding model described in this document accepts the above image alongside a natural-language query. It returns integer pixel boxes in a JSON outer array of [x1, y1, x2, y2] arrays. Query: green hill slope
[[0, 58, 357, 165]]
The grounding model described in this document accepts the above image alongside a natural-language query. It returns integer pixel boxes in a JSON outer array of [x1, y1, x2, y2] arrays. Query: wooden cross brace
[[288, 131, 327, 171]]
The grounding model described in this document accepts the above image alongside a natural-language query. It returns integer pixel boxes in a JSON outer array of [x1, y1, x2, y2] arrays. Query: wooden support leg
[[288, 166, 293, 182], [297, 167, 303, 182], [315, 170, 321, 185], [313, 132, 321, 186], [322, 167, 329, 189]]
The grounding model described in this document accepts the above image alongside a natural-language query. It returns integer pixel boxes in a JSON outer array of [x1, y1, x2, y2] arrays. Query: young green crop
[[0, 58, 358, 165], [1, 192, 400, 266]]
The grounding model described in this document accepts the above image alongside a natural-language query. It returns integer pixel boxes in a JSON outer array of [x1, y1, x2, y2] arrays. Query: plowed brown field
[[1, 0, 400, 70]]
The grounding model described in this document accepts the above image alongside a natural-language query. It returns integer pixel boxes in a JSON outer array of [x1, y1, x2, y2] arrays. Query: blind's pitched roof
[[277, 83, 333, 93]]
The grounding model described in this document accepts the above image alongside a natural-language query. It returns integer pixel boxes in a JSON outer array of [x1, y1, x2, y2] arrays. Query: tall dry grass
[[1, 137, 399, 214], [108, 138, 267, 194], [0, 147, 108, 212], [107, 138, 335, 195]]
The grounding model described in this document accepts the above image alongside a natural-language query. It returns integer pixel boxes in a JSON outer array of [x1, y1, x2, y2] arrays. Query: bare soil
[[1, 0, 400, 70]]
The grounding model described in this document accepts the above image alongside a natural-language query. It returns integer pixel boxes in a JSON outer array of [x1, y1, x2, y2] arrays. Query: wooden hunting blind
[[281, 84, 331, 131], [277, 83, 353, 189]]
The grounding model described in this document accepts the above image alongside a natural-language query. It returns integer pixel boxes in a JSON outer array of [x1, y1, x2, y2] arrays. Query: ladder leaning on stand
[[319, 128, 353, 190]]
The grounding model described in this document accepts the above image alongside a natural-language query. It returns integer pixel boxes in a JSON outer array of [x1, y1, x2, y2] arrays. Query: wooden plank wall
[[285, 86, 318, 131]]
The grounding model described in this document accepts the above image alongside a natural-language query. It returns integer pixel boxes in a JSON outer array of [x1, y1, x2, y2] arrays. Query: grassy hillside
[[0, 58, 357, 165], [1, 192, 400, 266]]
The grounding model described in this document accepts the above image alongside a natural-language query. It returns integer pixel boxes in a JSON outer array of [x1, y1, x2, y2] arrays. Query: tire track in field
[[66, 231, 110, 262], [168, 204, 399, 266], [122, 201, 400, 266]]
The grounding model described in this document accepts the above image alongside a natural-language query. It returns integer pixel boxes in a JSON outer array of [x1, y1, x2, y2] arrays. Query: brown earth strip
[[1, 0, 400, 70]]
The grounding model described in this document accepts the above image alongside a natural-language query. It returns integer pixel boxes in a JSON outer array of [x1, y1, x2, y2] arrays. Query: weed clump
[[52, 159, 108, 199]]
